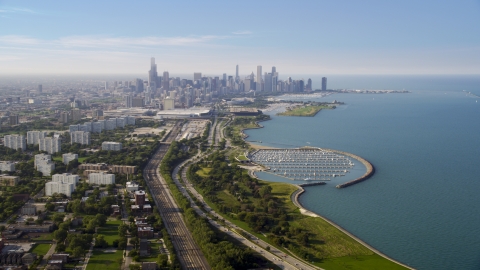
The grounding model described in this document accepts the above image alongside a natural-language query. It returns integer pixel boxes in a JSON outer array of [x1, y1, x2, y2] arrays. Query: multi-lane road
[[143, 123, 210, 270]]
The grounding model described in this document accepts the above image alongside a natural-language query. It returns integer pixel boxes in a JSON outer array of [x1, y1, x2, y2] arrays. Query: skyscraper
[[148, 57, 158, 91], [38, 84, 42, 93], [194, 72, 202, 81], [307, 78, 312, 91], [163, 71, 170, 91], [322, 77, 327, 91], [135, 78, 144, 93], [264, 73, 272, 92], [256, 65, 262, 91], [235, 65, 239, 81]]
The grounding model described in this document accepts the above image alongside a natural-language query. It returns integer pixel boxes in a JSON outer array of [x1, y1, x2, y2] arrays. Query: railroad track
[[143, 122, 210, 270]]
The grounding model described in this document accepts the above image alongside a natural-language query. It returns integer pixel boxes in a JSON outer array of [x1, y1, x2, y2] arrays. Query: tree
[[72, 246, 85, 258], [95, 235, 108, 248], [53, 229, 68, 242], [157, 254, 168, 267], [55, 243, 66, 252]]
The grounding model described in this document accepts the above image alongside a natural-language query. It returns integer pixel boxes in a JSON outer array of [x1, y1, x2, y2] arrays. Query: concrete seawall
[[322, 148, 375, 188], [292, 186, 415, 270]]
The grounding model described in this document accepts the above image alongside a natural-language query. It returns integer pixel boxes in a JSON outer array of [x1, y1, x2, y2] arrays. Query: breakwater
[[298, 182, 326, 187], [322, 148, 375, 188]]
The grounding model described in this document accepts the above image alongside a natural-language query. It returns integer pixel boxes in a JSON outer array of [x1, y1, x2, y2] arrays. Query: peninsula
[[277, 102, 337, 117]]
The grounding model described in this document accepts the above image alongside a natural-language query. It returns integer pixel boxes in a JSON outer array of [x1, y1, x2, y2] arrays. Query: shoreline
[[241, 127, 415, 269]]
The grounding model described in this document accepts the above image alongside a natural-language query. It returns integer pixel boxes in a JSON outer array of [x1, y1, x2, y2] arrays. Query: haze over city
[[1, 0, 480, 75]]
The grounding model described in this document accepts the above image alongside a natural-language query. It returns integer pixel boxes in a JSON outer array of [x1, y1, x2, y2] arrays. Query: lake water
[[244, 75, 480, 270]]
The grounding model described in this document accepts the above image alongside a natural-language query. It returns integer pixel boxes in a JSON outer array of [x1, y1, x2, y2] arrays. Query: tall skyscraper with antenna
[[148, 57, 158, 91]]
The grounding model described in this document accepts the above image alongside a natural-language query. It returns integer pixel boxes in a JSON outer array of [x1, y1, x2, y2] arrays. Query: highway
[[173, 157, 321, 270], [143, 122, 211, 270]]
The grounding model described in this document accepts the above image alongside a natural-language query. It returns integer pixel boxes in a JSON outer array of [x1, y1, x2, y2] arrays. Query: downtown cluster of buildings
[[119, 58, 328, 111]]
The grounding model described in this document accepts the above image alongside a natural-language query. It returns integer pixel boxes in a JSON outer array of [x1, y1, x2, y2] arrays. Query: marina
[[249, 147, 355, 181]]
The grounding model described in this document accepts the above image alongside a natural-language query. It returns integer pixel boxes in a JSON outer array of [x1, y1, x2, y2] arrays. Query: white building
[[27, 131, 47, 145], [4, 135, 26, 151], [52, 173, 79, 188], [70, 131, 90, 145], [35, 154, 55, 176], [105, 119, 116, 130], [89, 172, 115, 185], [45, 181, 74, 197], [0, 161, 15, 172], [126, 181, 139, 192], [39, 137, 62, 154], [62, 153, 78, 165], [102, 142, 122, 151]]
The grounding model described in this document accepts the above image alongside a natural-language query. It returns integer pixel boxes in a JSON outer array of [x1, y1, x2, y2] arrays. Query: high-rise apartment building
[[322, 77, 327, 91], [62, 153, 78, 165], [89, 172, 115, 185], [45, 181, 74, 197], [9, 115, 19, 125], [132, 97, 144, 107], [102, 142, 122, 151], [60, 111, 70, 123], [0, 161, 15, 172], [70, 131, 90, 145], [39, 137, 62, 154], [27, 131, 47, 145], [71, 109, 82, 121], [35, 154, 55, 176], [4, 135, 26, 151]]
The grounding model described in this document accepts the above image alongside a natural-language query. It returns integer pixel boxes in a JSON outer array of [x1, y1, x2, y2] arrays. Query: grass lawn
[[319, 254, 409, 270], [86, 250, 123, 270], [139, 240, 163, 262], [78, 157, 87, 163], [97, 220, 122, 245], [237, 155, 248, 161], [32, 233, 54, 241], [192, 168, 409, 269], [278, 105, 331, 117], [196, 167, 212, 177], [30, 243, 52, 256]]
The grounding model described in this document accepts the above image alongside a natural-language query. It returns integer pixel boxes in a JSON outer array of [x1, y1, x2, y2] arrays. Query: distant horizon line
[[1, 73, 479, 77]]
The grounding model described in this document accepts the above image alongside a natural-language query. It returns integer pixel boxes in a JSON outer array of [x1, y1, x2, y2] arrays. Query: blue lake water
[[244, 75, 480, 270]]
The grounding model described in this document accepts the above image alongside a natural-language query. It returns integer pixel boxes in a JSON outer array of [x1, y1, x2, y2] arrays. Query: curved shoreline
[[291, 186, 415, 270]]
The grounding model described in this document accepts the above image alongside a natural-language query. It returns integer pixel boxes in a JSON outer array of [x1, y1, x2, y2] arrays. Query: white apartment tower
[[102, 142, 122, 151], [70, 131, 90, 145], [27, 131, 47, 145], [3, 135, 26, 151], [45, 181, 74, 197], [39, 137, 62, 154], [62, 153, 78, 165], [88, 172, 115, 185]]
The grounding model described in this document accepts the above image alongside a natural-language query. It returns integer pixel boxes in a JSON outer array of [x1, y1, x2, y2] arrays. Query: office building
[[307, 78, 312, 91], [9, 115, 19, 125], [163, 71, 169, 91], [88, 172, 115, 185], [125, 95, 133, 108], [164, 98, 175, 110], [35, 154, 55, 176], [102, 142, 122, 151], [0, 161, 15, 172], [322, 77, 327, 91], [70, 131, 90, 145], [256, 65, 262, 91], [4, 135, 26, 151], [62, 153, 78, 165], [39, 137, 62, 154], [38, 84, 42, 93], [132, 97, 144, 107], [194, 72, 202, 81], [135, 78, 144, 93], [148, 57, 158, 91], [52, 173, 79, 187], [264, 73, 272, 92], [27, 131, 47, 145], [45, 181, 74, 197], [235, 65, 239, 81]]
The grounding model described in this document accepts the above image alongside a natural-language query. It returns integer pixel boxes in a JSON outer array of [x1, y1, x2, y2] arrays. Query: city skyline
[[1, 1, 480, 75]]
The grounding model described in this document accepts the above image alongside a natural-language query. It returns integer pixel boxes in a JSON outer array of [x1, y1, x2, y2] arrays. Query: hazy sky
[[1, 0, 480, 75]]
